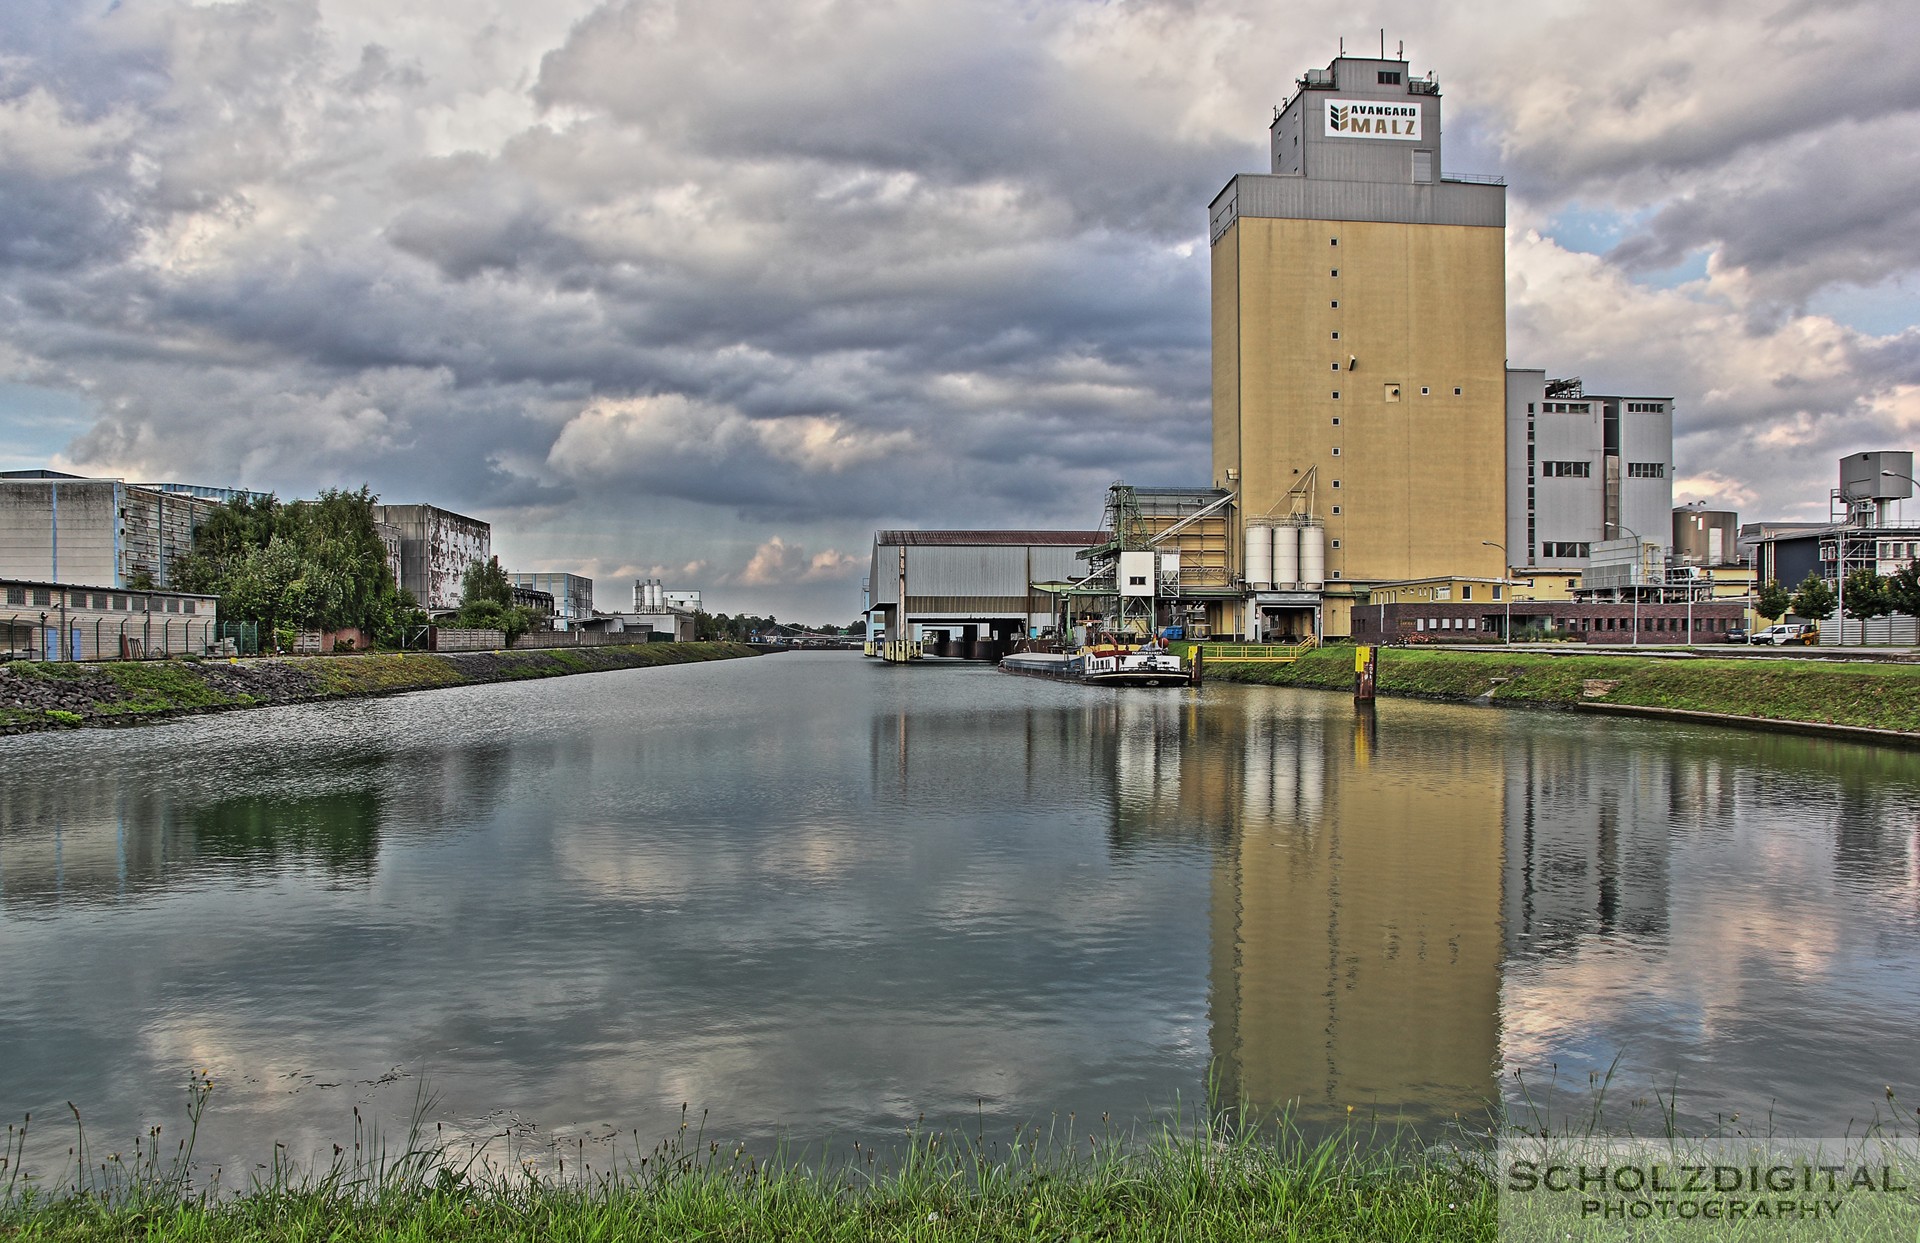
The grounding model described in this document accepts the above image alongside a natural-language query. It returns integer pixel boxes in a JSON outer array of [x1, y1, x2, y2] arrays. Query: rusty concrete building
[[370, 504, 491, 612]]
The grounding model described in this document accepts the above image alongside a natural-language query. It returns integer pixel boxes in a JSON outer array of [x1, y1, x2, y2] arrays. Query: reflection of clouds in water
[[1498, 725, 1920, 1130], [556, 825, 753, 904]]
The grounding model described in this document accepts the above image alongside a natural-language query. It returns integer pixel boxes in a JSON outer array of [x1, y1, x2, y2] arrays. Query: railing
[[1197, 638, 1319, 663], [2, 613, 227, 661], [1441, 171, 1506, 186]]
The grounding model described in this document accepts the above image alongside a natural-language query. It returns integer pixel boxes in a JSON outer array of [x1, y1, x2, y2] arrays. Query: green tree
[[1753, 579, 1791, 622], [1790, 573, 1836, 621], [1842, 568, 1892, 620], [173, 485, 409, 642], [460, 556, 515, 610], [455, 556, 536, 640], [1887, 559, 1920, 617]]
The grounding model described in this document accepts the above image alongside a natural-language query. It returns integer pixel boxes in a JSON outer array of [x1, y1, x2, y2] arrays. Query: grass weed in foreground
[[0, 1092, 1495, 1242]]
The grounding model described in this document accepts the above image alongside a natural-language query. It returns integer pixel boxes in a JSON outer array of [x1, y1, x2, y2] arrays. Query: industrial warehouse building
[[0, 470, 265, 591], [2, 577, 221, 661], [510, 571, 594, 629], [864, 530, 1105, 658]]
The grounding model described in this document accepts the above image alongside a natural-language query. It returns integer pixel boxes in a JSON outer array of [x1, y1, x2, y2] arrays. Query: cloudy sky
[[2, 0, 1917, 620]]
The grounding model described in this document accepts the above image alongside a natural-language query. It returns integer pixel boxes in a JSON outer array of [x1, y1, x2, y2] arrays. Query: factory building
[[2, 577, 221, 660], [0, 470, 269, 590], [1504, 370, 1674, 571], [510, 572, 594, 629], [1210, 51, 1507, 639], [370, 503, 490, 612]]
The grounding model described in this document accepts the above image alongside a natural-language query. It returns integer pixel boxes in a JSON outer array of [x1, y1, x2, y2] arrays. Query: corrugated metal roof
[[874, 530, 1107, 547]]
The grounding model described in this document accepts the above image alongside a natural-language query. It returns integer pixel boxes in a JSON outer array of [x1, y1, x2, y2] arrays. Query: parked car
[[1775, 622, 1818, 645], [1724, 626, 1751, 644]]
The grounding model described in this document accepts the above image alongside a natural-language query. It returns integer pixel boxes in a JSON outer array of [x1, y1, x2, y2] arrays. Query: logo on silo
[[1324, 98, 1420, 140]]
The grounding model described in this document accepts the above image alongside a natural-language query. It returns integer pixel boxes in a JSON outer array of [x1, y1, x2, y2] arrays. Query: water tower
[[1838, 451, 1913, 526]]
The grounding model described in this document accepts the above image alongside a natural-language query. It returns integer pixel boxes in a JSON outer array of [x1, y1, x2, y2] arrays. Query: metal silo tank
[[1299, 524, 1325, 589], [1244, 520, 1274, 590], [1272, 522, 1299, 589]]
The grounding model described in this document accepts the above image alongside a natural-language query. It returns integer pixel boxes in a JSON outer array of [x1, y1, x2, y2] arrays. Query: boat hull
[[999, 650, 1193, 688]]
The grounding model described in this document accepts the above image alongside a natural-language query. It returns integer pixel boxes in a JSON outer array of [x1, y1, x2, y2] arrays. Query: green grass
[[0, 1099, 1493, 1242], [1199, 647, 1920, 732], [92, 662, 241, 715], [307, 652, 467, 695]]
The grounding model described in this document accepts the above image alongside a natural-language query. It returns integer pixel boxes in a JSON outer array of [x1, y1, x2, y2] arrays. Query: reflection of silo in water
[[1113, 703, 1179, 813], [1212, 699, 1502, 1135], [1237, 712, 1328, 833]]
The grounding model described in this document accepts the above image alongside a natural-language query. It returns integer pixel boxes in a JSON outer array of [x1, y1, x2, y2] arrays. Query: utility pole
[[1606, 521, 1643, 647], [1482, 541, 1509, 644]]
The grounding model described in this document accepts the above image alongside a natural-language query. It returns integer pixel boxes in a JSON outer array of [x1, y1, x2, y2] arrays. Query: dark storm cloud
[[1606, 117, 1920, 306]]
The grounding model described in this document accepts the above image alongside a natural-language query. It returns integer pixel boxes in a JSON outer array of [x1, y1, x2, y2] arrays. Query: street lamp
[[1604, 521, 1642, 647], [1482, 541, 1510, 645]]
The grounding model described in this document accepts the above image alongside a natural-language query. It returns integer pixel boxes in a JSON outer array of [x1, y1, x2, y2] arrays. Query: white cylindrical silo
[[1299, 524, 1325, 589], [1244, 520, 1273, 590], [1273, 522, 1300, 590]]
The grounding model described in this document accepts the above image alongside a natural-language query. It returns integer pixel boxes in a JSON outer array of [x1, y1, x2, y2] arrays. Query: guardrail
[[1197, 638, 1320, 663]]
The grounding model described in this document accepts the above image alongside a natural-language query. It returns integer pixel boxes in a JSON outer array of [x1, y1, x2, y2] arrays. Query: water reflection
[[1074, 691, 1920, 1135], [1188, 694, 1502, 1132], [0, 722, 516, 912], [0, 658, 1916, 1172]]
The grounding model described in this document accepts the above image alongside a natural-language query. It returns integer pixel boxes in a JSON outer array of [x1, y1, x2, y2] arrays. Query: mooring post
[[1190, 643, 1204, 687], [1354, 643, 1376, 702]]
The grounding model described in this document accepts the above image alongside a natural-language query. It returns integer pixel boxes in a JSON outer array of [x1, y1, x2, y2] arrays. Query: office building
[[1211, 52, 1507, 639], [511, 572, 594, 630], [1504, 371, 1673, 570]]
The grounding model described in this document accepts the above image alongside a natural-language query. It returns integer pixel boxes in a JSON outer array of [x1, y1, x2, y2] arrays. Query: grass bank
[[0, 642, 762, 735], [1198, 646, 1920, 735], [0, 1117, 1490, 1242]]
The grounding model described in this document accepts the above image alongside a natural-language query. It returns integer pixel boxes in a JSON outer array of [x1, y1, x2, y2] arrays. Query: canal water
[[2, 651, 1916, 1176]]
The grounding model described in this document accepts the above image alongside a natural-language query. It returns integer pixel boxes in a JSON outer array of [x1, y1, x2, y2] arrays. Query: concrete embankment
[[1198, 646, 1920, 742], [0, 642, 764, 734]]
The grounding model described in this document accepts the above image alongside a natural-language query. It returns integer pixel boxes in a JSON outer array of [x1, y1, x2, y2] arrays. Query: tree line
[[172, 487, 421, 648], [1753, 562, 1920, 623]]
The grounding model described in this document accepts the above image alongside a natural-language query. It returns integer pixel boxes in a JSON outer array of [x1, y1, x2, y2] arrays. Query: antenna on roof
[[1339, 36, 1344, 54], [1380, 28, 1385, 58], [1399, 40, 1404, 59]]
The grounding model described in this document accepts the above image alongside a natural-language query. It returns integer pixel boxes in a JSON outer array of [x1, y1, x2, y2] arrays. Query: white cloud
[[735, 537, 859, 587], [0, 87, 135, 177], [545, 394, 914, 483]]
